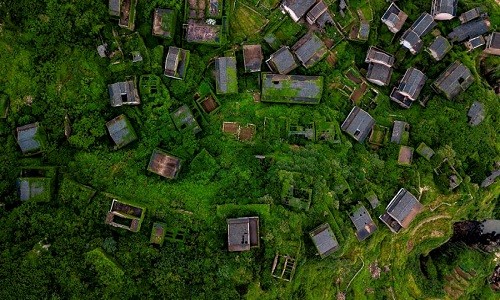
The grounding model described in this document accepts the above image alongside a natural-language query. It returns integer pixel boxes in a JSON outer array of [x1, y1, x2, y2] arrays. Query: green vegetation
[[0, 0, 498, 299]]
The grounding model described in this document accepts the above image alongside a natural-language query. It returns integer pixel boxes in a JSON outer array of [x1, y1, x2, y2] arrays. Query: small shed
[[147, 149, 182, 179], [350, 206, 378, 241], [416, 143, 435, 161], [227, 217, 260, 252], [467, 101, 485, 126], [398, 145, 414, 166], [150, 223, 167, 245], [106, 115, 138, 149], [170, 105, 201, 134], [16, 122, 45, 155], [309, 223, 339, 259]]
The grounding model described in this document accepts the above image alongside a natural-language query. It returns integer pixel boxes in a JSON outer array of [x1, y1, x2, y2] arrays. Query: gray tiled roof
[[283, 0, 317, 21], [428, 36, 451, 60], [109, 0, 120, 17], [18, 178, 47, 201], [385, 188, 423, 228], [391, 121, 409, 144], [411, 13, 437, 37], [341, 106, 375, 143], [366, 63, 393, 86], [434, 61, 474, 99], [448, 18, 490, 42], [397, 67, 426, 100], [400, 29, 424, 54], [108, 80, 140, 107], [292, 33, 327, 68], [365, 47, 395, 66], [106, 115, 137, 148], [266, 46, 298, 75], [306, 0, 328, 24], [381, 2, 408, 33], [459, 7, 481, 23], [467, 101, 485, 126], [431, 0, 458, 18], [310, 223, 339, 258], [261, 74, 323, 104], [16, 123, 41, 154], [349, 206, 377, 241], [215, 57, 238, 94], [164, 47, 180, 76]]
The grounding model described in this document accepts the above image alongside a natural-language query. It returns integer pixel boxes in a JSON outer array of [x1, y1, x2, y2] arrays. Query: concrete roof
[[341, 106, 375, 143], [467, 101, 485, 126], [227, 217, 259, 252]]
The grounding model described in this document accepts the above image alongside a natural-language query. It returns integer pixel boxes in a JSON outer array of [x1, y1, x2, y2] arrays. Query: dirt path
[[410, 214, 451, 236]]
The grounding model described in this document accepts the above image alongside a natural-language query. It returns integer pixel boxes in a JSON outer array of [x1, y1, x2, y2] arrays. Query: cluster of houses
[[8, 0, 500, 285]]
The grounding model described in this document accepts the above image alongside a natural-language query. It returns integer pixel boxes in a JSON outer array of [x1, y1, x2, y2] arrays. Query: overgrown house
[[227, 217, 260, 252], [164, 46, 190, 80], [108, 79, 141, 107], [215, 56, 238, 94], [261, 74, 323, 104], [341, 106, 375, 143]]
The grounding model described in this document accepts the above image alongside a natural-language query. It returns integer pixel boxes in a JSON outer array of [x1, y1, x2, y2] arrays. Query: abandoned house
[[398, 145, 414, 166], [272, 254, 297, 281], [306, 0, 332, 26], [282, 0, 316, 22], [350, 205, 378, 241], [365, 46, 395, 86], [150, 222, 167, 245], [215, 56, 238, 94], [185, 21, 221, 45], [379, 188, 423, 233], [266, 46, 299, 75], [391, 121, 410, 145], [227, 217, 260, 252], [465, 35, 486, 51], [131, 51, 143, 63], [481, 170, 500, 188], [164, 46, 190, 80], [17, 167, 56, 202], [365, 191, 379, 209], [279, 170, 313, 211], [106, 114, 137, 149], [108, 79, 140, 107], [459, 7, 482, 24], [431, 0, 458, 21], [484, 32, 500, 56], [448, 18, 490, 42], [400, 13, 437, 54], [147, 149, 182, 179], [341, 106, 375, 143], [152, 8, 176, 38], [358, 21, 370, 41], [467, 101, 485, 126], [390, 67, 427, 108], [105, 199, 146, 232], [309, 223, 339, 259], [16, 122, 45, 155], [381, 2, 408, 33], [170, 104, 201, 134], [108, 0, 137, 31], [416, 142, 435, 161], [291, 32, 328, 69], [194, 82, 221, 115], [242, 44, 263, 73], [433, 61, 474, 99], [261, 74, 323, 104], [427, 36, 452, 61]]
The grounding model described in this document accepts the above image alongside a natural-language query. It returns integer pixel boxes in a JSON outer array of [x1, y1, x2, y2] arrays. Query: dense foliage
[[0, 0, 498, 299]]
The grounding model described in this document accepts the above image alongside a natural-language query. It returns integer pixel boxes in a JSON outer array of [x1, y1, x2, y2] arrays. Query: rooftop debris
[[349, 205, 378, 241]]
